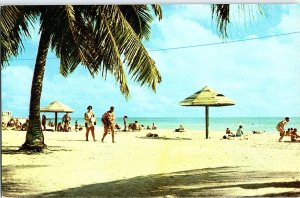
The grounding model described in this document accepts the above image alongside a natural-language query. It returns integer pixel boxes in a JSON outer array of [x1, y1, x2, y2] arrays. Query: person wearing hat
[[276, 117, 289, 142], [84, 105, 96, 141]]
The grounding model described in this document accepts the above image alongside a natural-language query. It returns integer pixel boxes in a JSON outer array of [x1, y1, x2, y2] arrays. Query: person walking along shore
[[101, 106, 115, 143], [84, 105, 96, 141]]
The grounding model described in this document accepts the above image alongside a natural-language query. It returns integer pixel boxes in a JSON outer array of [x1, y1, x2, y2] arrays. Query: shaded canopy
[[179, 86, 235, 139], [40, 101, 74, 131], [179, 86, 234, 107], [40, 101, 74, 113]]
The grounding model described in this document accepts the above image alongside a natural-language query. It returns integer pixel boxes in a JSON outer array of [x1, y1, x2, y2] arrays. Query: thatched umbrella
[[40, 100, 74, 131], [179, 86, 235, 139]]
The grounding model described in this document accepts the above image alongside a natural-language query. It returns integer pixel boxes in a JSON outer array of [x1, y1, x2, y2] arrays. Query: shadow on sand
[[5, 166, 297, 197], [136, 136, 192, 141], [2, 146, 72, 155]]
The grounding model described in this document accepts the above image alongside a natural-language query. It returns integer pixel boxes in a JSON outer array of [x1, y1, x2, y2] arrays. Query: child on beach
[[276, 117, 289, 142]]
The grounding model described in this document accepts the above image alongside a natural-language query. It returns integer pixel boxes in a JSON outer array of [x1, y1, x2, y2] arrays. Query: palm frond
[[211, 4, 230, 39], [101, 12, 130, 97], [119, 5, 151, 40], [42, 6, 99, 77], [111, 5, 161, 91], [0, 6, 35, 66], [151, 5, 162, 20], [211, 4, 265, 39]]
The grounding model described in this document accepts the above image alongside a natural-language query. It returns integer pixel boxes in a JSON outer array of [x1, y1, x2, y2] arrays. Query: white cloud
[[2, 66, 33, 116], [277, 5, 300, 32], [145, 4, 300, 117]]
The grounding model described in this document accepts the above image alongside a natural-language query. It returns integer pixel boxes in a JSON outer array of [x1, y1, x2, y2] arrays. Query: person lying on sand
[[146, 132, 158, 138], [290, 128, 300, 142]]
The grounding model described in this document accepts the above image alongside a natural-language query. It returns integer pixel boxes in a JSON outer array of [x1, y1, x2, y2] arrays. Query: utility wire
[[7, 31, 300, 61], [148, 31, 300, 52]]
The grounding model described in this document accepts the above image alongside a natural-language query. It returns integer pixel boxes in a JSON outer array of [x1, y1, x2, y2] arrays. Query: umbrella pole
[[205, 106, 209, 139], [55, 112, 57, 131]]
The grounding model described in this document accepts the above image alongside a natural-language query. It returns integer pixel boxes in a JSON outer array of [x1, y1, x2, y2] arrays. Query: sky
[[2, 4, 300, 119]]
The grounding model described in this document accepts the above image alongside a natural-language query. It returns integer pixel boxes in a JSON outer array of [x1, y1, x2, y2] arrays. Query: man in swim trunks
[[276, 117, 289, 142], [101, 106, 115, 143]]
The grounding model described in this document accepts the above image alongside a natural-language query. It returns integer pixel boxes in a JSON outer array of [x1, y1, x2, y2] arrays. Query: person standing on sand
[[276, 117, 289, 142], [123, 115, 128, 132], [84, 105, 96, 141], [101, 106, 115, 143], [42, 115, 47, 131]]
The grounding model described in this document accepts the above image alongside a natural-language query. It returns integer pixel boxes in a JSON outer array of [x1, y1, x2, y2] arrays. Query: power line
[[7, 31, 300, 61], [148, 31, 300, 52]]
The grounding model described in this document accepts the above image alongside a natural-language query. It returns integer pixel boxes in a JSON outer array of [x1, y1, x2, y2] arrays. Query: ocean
[[52, 117, 300, 133]]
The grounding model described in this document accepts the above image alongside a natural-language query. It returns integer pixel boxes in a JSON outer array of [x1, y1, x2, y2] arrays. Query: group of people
[[223, 125, 244, 139], [41, 113, 72, 132], [221, 117, 299, 142], [276, 117, 299, 142], [84, 105, 116, 143], [11, 112, 298, 144], [122, 116, 157, 132], [5, 118, 29, 131]]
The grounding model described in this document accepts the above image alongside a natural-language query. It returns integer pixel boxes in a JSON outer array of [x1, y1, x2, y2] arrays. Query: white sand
[[2, 128, 300, 197]]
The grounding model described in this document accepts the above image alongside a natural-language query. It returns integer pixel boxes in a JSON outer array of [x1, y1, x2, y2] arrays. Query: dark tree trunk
[[21, 30, 51, 152]]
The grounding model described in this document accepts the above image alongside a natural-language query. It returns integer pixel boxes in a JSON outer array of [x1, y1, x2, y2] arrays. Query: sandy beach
[[2, 128, 300, 197]]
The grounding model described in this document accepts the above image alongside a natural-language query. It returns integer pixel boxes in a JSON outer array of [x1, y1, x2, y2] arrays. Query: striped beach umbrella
[[41, 100, 74, 131], [179, 86, 235, 139]]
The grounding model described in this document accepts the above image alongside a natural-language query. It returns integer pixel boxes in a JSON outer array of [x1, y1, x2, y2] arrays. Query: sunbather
[[291, 128, 300, 142], [175, 125, 184, 132]]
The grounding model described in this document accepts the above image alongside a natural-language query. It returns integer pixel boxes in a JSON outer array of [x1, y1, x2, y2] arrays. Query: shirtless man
[[276, 117, 289, 142], [101, 106, 115, 143]]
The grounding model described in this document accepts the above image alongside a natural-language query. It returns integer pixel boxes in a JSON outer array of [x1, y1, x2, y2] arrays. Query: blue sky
[[2, 4, 300, 119]]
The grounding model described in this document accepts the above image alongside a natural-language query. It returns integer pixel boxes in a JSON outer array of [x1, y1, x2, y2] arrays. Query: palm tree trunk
[[21, 30, 51, 152]]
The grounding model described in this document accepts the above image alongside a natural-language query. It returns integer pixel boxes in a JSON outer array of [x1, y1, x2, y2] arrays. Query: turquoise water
[[52, 117, 300, 133]]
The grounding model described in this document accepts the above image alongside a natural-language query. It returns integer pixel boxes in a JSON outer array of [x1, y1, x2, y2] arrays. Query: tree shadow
[[56, 140, 89, 142], [2, 146, 72, 154], [2, 165, 49, 196], [22, 166, 299, 197]]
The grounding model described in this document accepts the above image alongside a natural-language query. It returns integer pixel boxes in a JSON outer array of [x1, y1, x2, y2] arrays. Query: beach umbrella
[[179, 86, 235, 139], [40, 100, 74, 131]]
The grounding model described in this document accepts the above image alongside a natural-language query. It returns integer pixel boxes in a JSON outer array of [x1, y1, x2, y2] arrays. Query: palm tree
[[1, 5, 162, 151], [1, 4, 262, 151]]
